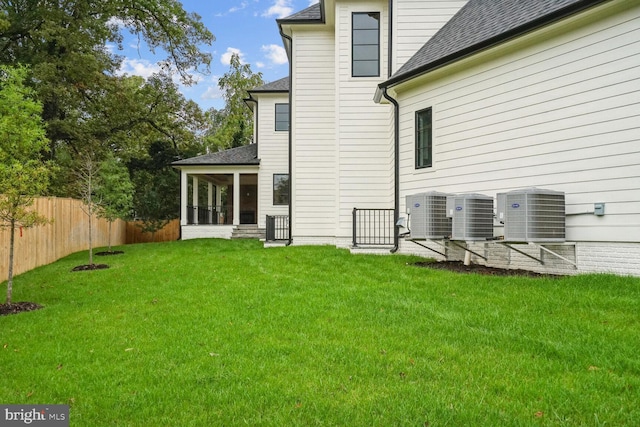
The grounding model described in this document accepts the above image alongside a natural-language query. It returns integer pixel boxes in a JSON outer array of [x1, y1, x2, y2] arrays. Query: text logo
[[1, 405, 68, 426]]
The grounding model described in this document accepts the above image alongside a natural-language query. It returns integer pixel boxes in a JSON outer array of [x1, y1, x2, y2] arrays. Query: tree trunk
[[6, 219, 16, 305], [88, 204, 93, 266]]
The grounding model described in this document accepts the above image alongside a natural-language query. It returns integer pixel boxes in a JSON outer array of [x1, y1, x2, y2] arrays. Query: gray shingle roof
[[172, 144, 259, 167], [277, 2, 322, 22], [249, 77, 289, 93], [383, 0, 606, 87]]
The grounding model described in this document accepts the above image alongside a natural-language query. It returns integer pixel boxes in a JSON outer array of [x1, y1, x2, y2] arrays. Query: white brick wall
[[397, 239, 640, 276], [576, 242, 640, 276]]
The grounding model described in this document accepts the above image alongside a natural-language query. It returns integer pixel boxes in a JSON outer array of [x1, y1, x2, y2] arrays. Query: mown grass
[[1, 239, 639, 426]]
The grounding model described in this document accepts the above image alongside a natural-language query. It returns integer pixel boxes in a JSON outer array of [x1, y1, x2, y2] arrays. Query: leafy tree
[[129, 140, 185, 238], [205, 54, 264, 151], [95, 154, 134, 252], [0, 0, 214, 168], [0, 65, 51, 305]]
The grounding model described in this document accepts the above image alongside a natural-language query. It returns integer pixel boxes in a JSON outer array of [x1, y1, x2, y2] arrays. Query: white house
[[175, 0, 640, 276]]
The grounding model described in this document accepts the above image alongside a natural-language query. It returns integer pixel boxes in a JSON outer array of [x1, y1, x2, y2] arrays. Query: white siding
[[255, 93, 290, 229], [395, 1, 640, 247], [290, 26, 337, 242], [394, 0, 467, 72], [335, 0, 394, 243]]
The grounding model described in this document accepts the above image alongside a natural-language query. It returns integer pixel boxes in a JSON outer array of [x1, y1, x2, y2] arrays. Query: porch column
[[216, 185, 222, 224], [180, 171, 188, 226], [192, 176, 199, 225], [207, 182, 213, 224], [233, 172, 240, 225]]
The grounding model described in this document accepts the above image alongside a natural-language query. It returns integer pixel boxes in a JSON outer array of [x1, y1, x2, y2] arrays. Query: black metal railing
[[266, 215, 289, 241], [352, 208, 395, 247], [187, 205, 231, 225]]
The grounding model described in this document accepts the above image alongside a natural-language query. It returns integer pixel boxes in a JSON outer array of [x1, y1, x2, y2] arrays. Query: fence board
[[1, 197, 182, 282], [0, 197, 128, 281], [125, 219, 180, 244]]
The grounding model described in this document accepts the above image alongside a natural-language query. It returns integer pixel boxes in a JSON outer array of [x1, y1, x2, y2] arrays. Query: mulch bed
[[71, 264, 110, 272], [0, 301, 43, 316], [414, 261, 561, 277]]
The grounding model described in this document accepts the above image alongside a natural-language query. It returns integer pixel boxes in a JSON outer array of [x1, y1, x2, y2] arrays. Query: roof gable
[[278, 3, 322, 23], [383, 0, 607, 88], [172, 144, 259, 167], [249, 77, 290, 93]]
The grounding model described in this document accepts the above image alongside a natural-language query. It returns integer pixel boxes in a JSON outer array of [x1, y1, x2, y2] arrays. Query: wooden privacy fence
[[126, 219, 180, 244], [0, 197, 179, 281]]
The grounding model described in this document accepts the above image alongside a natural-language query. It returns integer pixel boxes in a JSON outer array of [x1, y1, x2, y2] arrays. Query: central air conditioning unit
[[497, 188, 566, 242], [406, 191, 452, 239], [447, 194, 494, 241]]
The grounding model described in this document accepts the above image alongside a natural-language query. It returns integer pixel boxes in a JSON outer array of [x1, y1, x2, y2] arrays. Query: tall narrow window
[[273, 174, 290, 205], [352, 12, 380, 77], [416, 108, 432, 168], [275, 103, 289, 131]]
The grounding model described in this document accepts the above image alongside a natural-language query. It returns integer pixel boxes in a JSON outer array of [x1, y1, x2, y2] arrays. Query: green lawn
[[1, 239, 639, 426]]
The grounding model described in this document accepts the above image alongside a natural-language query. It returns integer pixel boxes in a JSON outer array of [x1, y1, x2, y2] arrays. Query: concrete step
[[231, 225, 265, 240]]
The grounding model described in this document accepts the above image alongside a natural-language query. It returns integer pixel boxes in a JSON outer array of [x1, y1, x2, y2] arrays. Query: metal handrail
[[266, 215, 289, 241], [187, 205, 231, 225], [352, 208, 394, 247]]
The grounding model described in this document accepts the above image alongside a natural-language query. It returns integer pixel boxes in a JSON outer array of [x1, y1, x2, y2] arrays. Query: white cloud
[[106, 17, 126, 28], [308, 0, 319, 5], [255, 61, 265, 69], [220, 47, 246, 65], [229, 2, 249, 13], [201, 85, 223, 101], [117, 58, 161, 79], [263, 0, 293, 19], [261, 44, 288, 65]]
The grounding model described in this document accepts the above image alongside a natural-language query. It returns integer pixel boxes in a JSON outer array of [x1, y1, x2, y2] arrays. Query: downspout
[[385, 1, 400, 253], [244, 95, 258, 146], [382, 87, 400, 253], [279, 25, 294, 246], [388, 0, 393, 78]]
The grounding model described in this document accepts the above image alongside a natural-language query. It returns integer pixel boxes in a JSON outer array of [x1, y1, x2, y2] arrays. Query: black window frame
[[273, 173, 290, 205], [275, 103, 289, 131], [415, 108, 433, 169], [352, 12, 380, 78]]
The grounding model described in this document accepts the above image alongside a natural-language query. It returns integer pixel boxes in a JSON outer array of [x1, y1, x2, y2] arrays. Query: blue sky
[[112, 0, 318, 111]]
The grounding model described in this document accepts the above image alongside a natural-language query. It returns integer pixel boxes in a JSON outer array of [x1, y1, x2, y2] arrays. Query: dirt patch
[[0, 301, 43, 316], [95, 251, 124, 256], [414, 261, 562, 278], [71, 264, 110, 272]]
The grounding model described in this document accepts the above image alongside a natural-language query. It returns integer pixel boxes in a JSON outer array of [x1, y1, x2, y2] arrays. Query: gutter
[[279, 24, 294, 246], [382, 87, 400, 253]]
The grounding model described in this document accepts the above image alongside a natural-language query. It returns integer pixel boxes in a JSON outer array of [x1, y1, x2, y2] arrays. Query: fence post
[[352, 208, 357, 247], [266, 215, 274, 241]]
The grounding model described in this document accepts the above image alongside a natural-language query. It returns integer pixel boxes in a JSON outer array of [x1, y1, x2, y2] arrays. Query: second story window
[[275, 103, 289, 131], [352, 12, 380, 77]]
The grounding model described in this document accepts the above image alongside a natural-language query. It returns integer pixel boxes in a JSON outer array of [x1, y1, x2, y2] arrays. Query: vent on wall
[[448, 194, 494, 241], [406, 192, 452, 239], [497, 188, 565, 242]]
